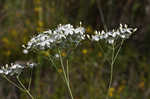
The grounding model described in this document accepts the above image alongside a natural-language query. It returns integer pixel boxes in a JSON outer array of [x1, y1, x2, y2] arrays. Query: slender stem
[[26, 90, 34, 99], [58, 49, 74, 99], [66, 41, 80, 59], [3, 75, 25, 92], [98, 42, 111, 65], [106, 40, 124, 99], [17, 76, 34, 99], [28, 69, 33, 91], [17, 76, 27, 90], [106, 44, 115, 99], [48, 55, 58, 70], [113, 40, 124, 63], [66, 60, 69, 81]]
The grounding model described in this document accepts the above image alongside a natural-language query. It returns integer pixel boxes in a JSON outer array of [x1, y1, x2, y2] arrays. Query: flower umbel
[[0, 62, 36, 76], [23, 24, 86, 51], [89, 24, 137, 44]]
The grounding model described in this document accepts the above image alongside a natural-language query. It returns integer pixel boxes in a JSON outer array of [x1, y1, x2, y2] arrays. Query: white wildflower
[[92, 35, 100, 41], [55, 54, 59, 58], [108, 39, 114, 44], [0, 63, 24, 76], [0, 62, 37, 76], [23, 23, 86, 51], [23, 49, 28, 54], [0, 70, 3, 73], [27, 62, 37, 68], [90, 24, 137, 44], [75, 27, 85, 35]]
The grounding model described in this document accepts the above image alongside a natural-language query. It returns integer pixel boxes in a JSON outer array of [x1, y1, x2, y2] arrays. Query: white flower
[[0, 63, 23, 76], [23, 49, 28, 54], [92, 35, 99, 41], [0, 62, 37, 76], [43, 30, 52, 34], [108, 39, 114, 44], [120, 35, 126, 38], [87, 34, 90, 39], [0, 70, 3, 73], [74, 27, 85, 35], [55, 54, 59, 58], [90, 24, 137, 44], [27, 62, 37, 68], [23, 23, 86, 51], [101, 30, 105, 35], [103, 33, 108, 39], [10, 63, 23, 69]]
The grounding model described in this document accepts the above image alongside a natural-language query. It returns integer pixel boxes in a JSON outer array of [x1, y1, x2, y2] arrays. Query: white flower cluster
[[23, 24, 85, 52], [0, 62, 36, 76], [90, 24, 137, 44]]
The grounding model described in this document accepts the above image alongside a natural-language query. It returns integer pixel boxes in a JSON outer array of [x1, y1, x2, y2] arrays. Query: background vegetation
[[0, 0, 150, 99]]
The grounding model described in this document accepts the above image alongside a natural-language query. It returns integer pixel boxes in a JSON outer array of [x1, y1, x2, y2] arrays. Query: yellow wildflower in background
[[108, 87, 115, 97], [5, 50, 11, 56], [34, 7, 42, 12], [41, 51, 50, 57], [98, 52, 102, 57], [138, 81, 145, 89], [44, 51, 50, 57], [117, 85, 125, 94], [36, 27, 41, 32], [11, 29, 17, 37], [82, 49, 88, 54], [38, 21, 44, 27], [61, 52, 66, 57], [86, 26, 93, 33], [2, 37, 9, 44], [58, 69, 62, 73]]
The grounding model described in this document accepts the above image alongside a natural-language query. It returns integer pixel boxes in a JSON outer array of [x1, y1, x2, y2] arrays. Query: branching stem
[[58, 49, 74, 99]]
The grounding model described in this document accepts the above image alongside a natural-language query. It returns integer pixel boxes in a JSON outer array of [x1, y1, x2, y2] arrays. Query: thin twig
[[17, 76, 34, 99], [28, 69, 33, 91], [106, 43, 115, 99], [48, 55, 58, 70], [66, 60, 70, 81], [58, 49, 74, 99], [3, 75, 25, 92], [98, 42, 111, 65], [113, 39, 124, 63]]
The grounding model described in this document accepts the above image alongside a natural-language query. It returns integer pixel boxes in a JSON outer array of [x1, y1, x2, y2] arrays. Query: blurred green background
[[0, 0, 150, 99]]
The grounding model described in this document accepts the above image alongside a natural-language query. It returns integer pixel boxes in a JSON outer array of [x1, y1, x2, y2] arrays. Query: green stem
[[58, 49, 74, 99], [113, 40, 124, 63], [26, 90, 34, 99], [106, 40, 124, 99], [48, 55, 58, 70], [17, 76, 34, 99], [3, 75, 25, 92], [28, 69, 33, 91], [98, 42, 111, 65], [106, 44, 115, 99], [66, 60, 69, 81]]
